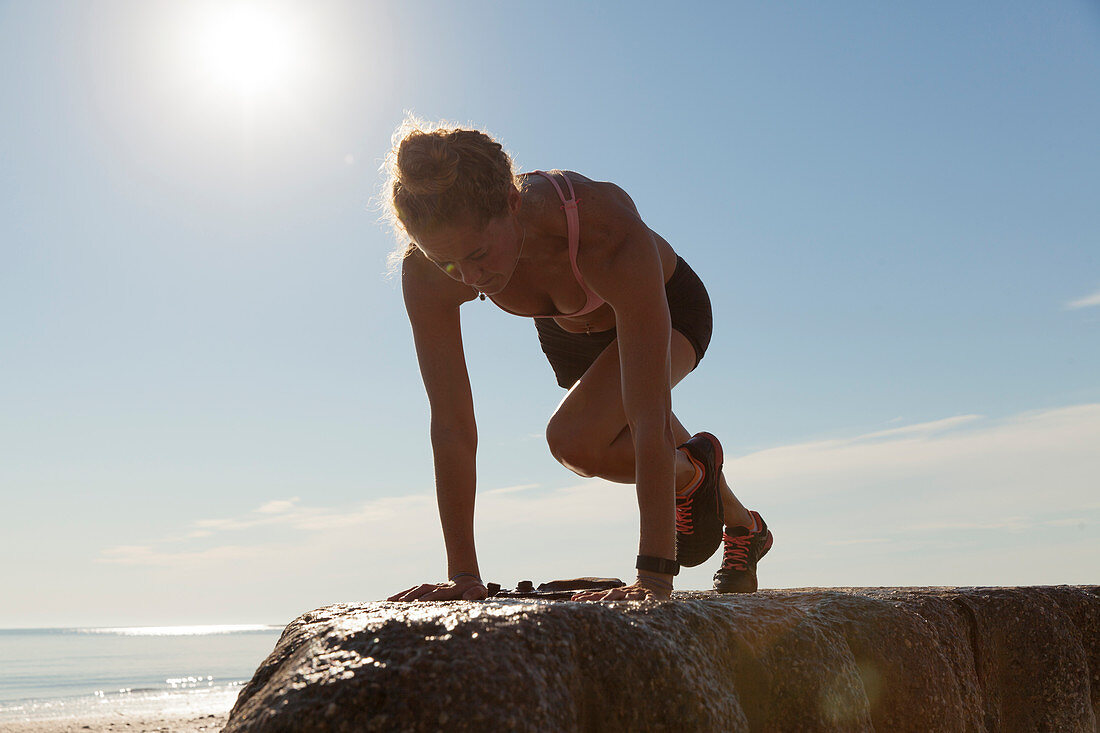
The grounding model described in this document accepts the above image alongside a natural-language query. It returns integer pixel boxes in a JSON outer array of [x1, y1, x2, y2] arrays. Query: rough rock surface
[[224, 586, 1099, 732]]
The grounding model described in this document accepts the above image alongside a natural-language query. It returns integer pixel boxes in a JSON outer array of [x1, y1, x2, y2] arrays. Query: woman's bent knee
[[545, 418, 601, 478]]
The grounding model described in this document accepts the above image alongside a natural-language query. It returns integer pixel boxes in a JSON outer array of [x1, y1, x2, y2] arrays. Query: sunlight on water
[[0, 626, 281, 722], [79, 624, 277, 636], [0, 685, 245, 722], [166, 675, 216, 688]]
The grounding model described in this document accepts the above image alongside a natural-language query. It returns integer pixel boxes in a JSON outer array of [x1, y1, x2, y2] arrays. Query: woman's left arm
[[583, 216, 679, 598]]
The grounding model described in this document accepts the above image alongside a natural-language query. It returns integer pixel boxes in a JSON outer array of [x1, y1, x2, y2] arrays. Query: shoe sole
[[696, 432, 724, 534]]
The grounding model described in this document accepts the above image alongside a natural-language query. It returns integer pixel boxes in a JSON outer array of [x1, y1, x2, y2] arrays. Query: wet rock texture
[[224, 586, 1098, 732]]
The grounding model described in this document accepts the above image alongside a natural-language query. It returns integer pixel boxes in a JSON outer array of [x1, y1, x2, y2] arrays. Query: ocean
[[0, 625, 282, 723]]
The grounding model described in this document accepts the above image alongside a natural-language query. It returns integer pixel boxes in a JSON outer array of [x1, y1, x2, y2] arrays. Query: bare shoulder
[[569, 173, 653, 263], [575, 173, 644, 219], [567, 174, 669, 306], [520, 170, 644, 244], [401, 247, 478, 311]]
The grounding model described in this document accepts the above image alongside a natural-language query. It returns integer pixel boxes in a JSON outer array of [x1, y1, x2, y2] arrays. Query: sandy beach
[[0, 712, 227, 733]]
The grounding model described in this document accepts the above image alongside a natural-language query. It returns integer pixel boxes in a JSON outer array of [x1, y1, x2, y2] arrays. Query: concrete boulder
[[224, 586, 1099, 732]]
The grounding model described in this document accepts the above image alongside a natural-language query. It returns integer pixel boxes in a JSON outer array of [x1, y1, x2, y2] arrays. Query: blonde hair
[[383, 117, 521, 270]]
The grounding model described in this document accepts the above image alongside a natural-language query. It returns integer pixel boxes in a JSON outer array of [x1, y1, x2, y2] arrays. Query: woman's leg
[[544, 330, 753, 527], [604, 418, 753, 528]]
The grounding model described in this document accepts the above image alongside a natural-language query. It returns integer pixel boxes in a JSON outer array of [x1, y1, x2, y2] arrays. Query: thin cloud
[[857, 415, 981, 441], [185, 494, 435, 535], [256, 498, 301, 514], [906, 517, 1030, 532], [483, 483, 540, 496], [1044, 518, 1089, 528], [722, 414, 984, 482], [98, 544, 268, 566], [730, 404, 1100, 494], [95, 404, 1100, 590], [1065, 288, 1100, 310], [96, 481, 621, 566]]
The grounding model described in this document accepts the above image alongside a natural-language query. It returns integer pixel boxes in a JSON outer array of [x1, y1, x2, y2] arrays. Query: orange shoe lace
[[722, 531, 752, 570], [675, 493, 693, 534], [675, 451, 703, 535]]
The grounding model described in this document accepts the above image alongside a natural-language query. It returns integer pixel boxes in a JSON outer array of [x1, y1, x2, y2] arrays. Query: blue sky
[[1, 1, 1097, 627]]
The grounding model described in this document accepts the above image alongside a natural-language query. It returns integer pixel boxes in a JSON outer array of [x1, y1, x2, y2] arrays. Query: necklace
[[479, 224, 526, 301]]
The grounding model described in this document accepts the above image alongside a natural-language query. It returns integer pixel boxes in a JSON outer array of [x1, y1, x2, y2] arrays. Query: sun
[[190, 3, 300, 97]]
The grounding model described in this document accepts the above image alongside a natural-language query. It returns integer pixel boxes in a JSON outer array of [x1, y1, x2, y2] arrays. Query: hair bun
[[396, 133, 460, 196], [385, 120, 517, 257]]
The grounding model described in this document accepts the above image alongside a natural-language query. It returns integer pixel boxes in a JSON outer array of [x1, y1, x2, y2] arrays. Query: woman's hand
[[386, 576, 488, 602], [571, 576, 672, 602]]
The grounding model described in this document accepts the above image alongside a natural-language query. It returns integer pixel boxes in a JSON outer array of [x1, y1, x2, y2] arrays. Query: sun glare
[[190, 4, 300, 97]]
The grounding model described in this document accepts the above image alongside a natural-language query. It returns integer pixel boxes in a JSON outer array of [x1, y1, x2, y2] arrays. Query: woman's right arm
[[387, 250, 485, 602]]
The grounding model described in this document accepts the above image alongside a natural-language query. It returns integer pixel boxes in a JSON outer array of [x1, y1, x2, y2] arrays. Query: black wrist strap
[[636, 554, 679, 576]]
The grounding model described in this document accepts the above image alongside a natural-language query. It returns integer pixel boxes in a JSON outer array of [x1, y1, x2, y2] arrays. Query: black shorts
[[534, 256, 713, 389]]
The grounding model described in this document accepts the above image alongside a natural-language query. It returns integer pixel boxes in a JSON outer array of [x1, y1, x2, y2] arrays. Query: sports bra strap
[[534, 170, 603, 317], [535, 170, 580, 261]]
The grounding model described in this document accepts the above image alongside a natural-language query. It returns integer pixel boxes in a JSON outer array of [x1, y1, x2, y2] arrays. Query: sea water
[[0, 625, 282, 723]]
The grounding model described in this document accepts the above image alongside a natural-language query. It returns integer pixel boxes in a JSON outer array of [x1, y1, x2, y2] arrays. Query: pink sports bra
[[489, 170, 606, 319]]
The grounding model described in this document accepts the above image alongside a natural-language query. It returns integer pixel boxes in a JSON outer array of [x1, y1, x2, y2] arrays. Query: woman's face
[[415, 209, 522, 296]]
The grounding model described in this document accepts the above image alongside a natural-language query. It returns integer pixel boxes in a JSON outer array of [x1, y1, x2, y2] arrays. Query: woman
[[384, 122, 772, 602]]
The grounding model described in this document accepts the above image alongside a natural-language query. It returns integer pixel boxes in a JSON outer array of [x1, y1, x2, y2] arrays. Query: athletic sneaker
[[675, 432, 725, 567], [713, 511, 773, 593]]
